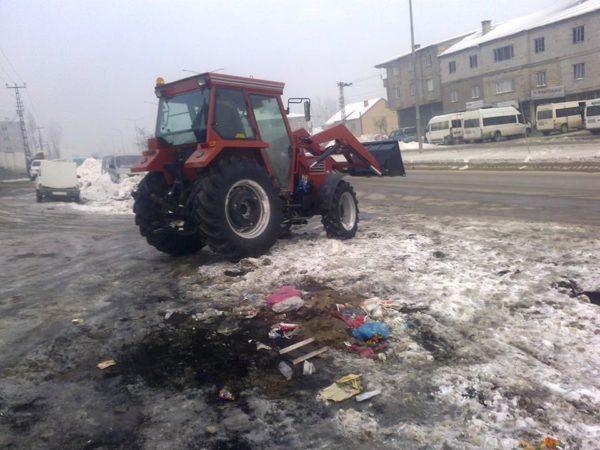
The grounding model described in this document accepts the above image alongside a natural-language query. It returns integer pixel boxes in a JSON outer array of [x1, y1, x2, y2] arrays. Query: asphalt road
[[351, 170, 600, 226]]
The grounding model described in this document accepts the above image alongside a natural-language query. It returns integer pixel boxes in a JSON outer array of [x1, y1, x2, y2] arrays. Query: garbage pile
[[149, 279, 426, 406]]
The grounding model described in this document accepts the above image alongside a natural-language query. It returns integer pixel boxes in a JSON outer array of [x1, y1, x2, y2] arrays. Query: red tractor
[[131, 72, 404, 259]]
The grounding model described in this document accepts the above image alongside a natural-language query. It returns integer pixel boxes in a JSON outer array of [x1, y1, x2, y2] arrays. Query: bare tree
[[374, 117, 389, 135], [135, 126, 152, 152], [311, 96, 337, 128], [47, 123, 62, 159]]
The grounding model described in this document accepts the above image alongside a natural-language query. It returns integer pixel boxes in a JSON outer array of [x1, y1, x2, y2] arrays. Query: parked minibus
[[425, 113, 463, 144], [462, 107, 530, 142], [536, 101, 583, 135], [584, 98, 600, 135]]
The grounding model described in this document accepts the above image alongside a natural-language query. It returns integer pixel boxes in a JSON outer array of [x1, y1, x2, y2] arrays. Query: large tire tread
[[134, 172, 205, 256], [321, 180, 359, 240], [193, 157, 282, 260]]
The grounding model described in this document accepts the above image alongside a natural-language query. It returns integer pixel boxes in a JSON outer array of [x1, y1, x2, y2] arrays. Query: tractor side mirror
[[304, 100, 311, 122]]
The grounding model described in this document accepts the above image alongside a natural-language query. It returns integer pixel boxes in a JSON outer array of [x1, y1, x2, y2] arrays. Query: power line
[[0, 47, 23, 83]]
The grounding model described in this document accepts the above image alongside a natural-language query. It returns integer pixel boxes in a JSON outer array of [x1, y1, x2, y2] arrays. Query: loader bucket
[[354, 140, 406, 176]]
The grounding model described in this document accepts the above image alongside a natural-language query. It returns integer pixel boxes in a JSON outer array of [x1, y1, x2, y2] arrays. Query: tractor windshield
[[156, 88, 210, 145]]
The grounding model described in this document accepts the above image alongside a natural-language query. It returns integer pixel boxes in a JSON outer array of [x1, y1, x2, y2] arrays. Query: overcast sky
[[0, 0, 555, 157]]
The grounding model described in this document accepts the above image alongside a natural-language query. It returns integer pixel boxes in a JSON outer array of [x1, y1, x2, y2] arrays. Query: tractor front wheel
[[193, 157, 282, 260], [322, 180, 359, 239], [134, 172, 206, 256]]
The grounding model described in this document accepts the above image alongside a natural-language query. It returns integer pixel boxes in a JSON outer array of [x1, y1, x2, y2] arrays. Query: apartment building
[[376, 0, 600, 128], [375, 37, 465, 129], [439, 0, 600, 123]]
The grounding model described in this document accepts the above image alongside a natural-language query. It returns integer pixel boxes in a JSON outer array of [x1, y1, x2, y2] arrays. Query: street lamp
[[409, 0, 423, 150]]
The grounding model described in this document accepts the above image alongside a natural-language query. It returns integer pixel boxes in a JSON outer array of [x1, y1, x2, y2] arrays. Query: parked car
[[29, 159, 42, 180], [389, 127, 417, 143], [35, 160, 80, 202], [101, 154, 140, 182]]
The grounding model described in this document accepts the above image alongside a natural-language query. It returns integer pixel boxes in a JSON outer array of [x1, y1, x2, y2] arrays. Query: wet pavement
[[1, 178, 599, 449]]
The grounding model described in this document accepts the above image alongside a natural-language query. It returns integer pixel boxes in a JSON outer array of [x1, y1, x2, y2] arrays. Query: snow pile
[[74, 158, 141, 214], [399, 141, 439, 150]]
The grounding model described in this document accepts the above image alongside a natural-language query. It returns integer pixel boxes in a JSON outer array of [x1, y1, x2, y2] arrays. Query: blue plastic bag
[[352, 322, 390, 341]]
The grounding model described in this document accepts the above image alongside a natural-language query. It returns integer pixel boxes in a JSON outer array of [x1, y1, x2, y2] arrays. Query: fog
[[0, 0, 551, 157]]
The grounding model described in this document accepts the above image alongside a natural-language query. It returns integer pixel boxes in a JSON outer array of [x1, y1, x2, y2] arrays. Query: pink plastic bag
[[266, 285, 301, 305]]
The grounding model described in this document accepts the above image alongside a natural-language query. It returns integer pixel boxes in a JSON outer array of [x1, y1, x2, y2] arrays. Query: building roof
[[440, 0, 600, 56], [325, 98, 384, 125], [375, 33, 471, 67]]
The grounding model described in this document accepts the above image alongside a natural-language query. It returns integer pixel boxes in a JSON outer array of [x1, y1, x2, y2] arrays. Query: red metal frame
[[132, 73, 382, 193]]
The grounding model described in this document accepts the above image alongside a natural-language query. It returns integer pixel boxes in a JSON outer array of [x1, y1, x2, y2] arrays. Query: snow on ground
[[72, 158, 141, 214], [63, 153, 600, 447], [403, 142, 600, 165], [176, 211, 600, 448]]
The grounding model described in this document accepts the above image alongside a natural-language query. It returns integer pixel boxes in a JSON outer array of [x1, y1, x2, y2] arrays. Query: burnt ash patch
[[117, 315, 333, 398]]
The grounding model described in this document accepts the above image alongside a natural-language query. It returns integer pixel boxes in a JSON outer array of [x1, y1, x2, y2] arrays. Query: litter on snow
[[320, 374, 363, 402]]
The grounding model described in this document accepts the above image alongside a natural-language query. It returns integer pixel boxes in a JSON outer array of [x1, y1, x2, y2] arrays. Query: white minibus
[[425, 113, 463, 144], [536, 101, 583, 135], [584, 98, 600, 135], [462, 107, 530, 143]]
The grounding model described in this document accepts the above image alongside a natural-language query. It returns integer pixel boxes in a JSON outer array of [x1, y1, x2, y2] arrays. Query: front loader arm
[[293, 125, 383, 176]]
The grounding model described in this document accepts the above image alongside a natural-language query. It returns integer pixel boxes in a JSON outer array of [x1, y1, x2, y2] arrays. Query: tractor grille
[[310, 161, 326, 173]]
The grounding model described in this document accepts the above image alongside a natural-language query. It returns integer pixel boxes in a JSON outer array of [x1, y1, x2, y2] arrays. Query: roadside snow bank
[[73, 158, 141, 214]]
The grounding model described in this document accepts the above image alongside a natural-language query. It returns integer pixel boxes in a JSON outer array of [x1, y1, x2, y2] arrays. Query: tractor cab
[[141, 73, 304, 193]]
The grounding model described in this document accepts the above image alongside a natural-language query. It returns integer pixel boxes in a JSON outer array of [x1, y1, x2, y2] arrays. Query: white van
[[29, 159, 42, 180], [462, 106, 530, 142], [584, 98, 600, 135], [426, 113, 463, 144], [35, 160, 80, 202], [536, 101, 583, 135]]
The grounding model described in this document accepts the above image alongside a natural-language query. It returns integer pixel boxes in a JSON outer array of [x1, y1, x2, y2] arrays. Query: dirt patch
[[411, 323, 454, 362], [290, 284, 365, 348], [118, 316, 284, 394]]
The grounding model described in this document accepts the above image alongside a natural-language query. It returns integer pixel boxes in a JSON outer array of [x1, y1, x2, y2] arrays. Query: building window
[[392, 66, 400, 76], [471, 86, 480, 99], [449, 61, 456, 74], [423, 54, 432, 66], [534, 37, 545, 53], [426, 79, 434, 92], [573, 63, 585, 80], [535, 71, 546, 87], [494, 45, 514, 62], [410, 84, 415, 97], [395, 87, 401, 99], [450, 90, 458, 103], [469, 55, 478, 68], [495, 79, 515, 94], [573, 26, 584, 43]]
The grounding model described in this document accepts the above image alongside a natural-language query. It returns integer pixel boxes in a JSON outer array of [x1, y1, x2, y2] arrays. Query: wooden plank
[[291, 346, 329, 365], [279, 337, 315, 355]]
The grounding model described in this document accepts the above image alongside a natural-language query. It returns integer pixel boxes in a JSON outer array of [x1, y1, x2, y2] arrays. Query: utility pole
[[408, 0, 423, 150], [337, 81, 352, 124], [6, 83, 33, 166]]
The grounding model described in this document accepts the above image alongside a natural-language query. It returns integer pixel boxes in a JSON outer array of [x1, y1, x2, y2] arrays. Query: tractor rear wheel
[[193, 157, 282, 260], [134, 172, 206, 256], [322, 180, 359, 239]]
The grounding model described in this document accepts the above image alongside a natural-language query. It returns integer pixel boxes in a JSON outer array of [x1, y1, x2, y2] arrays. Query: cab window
[[214, 88, 254, 139]]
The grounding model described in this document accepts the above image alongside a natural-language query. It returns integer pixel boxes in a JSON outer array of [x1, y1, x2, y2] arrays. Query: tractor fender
[[319, 173, 347, 211]]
